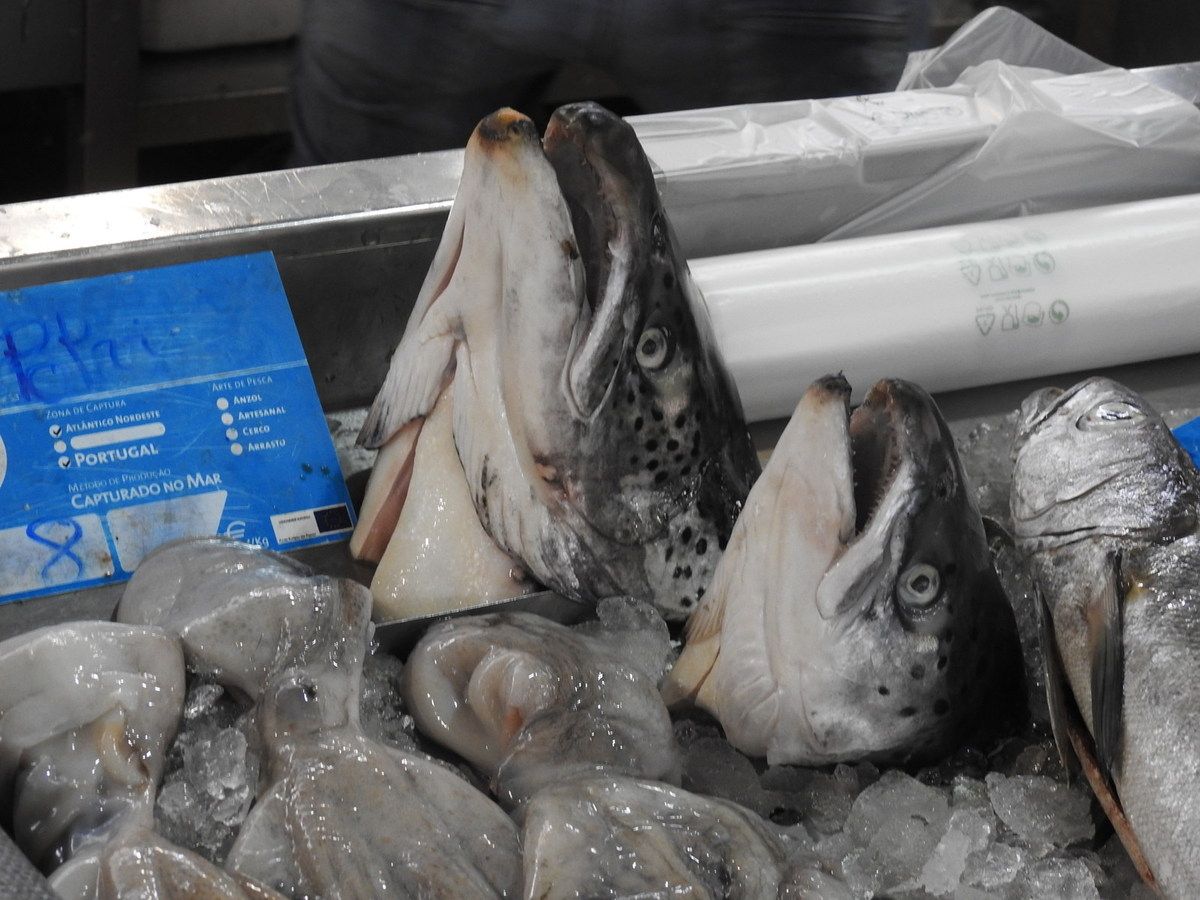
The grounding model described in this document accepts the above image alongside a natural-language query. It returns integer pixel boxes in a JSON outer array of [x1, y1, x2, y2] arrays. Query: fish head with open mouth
[[538, 101, 760, 617], [354, 104, 758, 620], [667, 376, 1024, 764], [1011, 377, 1199, 547]]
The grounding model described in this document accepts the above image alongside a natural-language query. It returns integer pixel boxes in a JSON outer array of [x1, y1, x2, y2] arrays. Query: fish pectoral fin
[[359, 324, 458, 450], [1035, 584, 1082, 781], [1036, 577, 1156, 891], [661, 635, 720, 709], [1089, 549, 1126, 781]]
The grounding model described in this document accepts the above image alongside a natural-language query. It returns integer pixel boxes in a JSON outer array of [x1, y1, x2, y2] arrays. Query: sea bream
[[664, 375, 1024, 764], [352, 103, 759, 621], [1011, 377, 1200, 897]]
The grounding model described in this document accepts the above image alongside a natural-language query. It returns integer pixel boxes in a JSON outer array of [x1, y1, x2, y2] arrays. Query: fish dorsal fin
[[1090, 549, 1126, 781], [358, 200, 468, 449]]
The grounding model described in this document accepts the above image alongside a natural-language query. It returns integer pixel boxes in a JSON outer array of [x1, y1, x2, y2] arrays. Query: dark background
[[1, 0, 1197, 205]]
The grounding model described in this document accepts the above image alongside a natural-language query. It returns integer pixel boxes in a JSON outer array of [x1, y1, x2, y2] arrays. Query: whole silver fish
[[665, 375, 1024, 764], [353, 104, 758, 622], [1011, 376, 1200, 897]]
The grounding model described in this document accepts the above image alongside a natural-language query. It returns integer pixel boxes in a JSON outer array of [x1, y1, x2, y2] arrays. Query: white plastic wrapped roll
[[691, 193, 1200, 421]]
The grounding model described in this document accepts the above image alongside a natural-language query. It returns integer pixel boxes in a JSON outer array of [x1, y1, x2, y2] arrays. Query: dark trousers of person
[[291, 0, 927, 165]]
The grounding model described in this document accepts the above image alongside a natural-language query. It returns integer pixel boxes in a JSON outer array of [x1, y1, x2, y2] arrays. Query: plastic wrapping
[[631, 8, 1200, 258], [691, 193, 1200, 421]]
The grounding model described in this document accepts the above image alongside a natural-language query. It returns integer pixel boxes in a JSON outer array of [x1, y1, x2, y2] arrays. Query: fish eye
[[1077, 400, 1145, 430], [898, 563, 940, 608], [636, 327, 673, 371]]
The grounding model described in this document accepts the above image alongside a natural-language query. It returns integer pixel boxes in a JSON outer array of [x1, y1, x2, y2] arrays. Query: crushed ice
[[676, 719, 1140, 898]]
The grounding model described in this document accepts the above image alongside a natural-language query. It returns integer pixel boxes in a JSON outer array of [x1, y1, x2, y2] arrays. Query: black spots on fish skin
[[695, 538, 707, 555], [655, 471, 668, 484], [937, 655, 948, 671], [674, 413, 687, 429], [681, 527, 693, 545], [651, 406, 665, 422], [899, 706, 917, 718], [910, 664, 925, 680], [681, 596, 694, 609], [878, 685, 890, 696]]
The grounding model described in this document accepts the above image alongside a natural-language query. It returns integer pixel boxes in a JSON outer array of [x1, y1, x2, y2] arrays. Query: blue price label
[[1174, 416, 1200, 470], [0, 252, 354, 603]]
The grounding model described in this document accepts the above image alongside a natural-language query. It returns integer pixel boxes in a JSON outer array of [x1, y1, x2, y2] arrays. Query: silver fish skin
[[1011, 376, 1200, 898], [354, 105, 758, 621], [401, 605, 680, 807], [666, 376, 1024, 765], [520, 774, 791, 900]]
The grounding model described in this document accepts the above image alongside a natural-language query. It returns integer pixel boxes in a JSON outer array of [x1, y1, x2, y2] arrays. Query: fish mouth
[[543, 102, 644, 419], [793, 377, 935, 620], [848, 380, 916, 538]]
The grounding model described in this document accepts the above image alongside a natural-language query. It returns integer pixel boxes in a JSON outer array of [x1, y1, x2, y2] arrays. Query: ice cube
[[1095, 834, 1142, 898], [962, 841, 1028, 891], [575, 596, 675, 683], [681, 735, 775, 817], [843, 770, 951, 845], [918, 808, 993, 896], [359, 650, 417, 751], [838, 770, 952, 895], [154, 681, 260, 862], [1006, 857, 1100, 899], [951, 775, 995, 826], [814, 831, 855, 873], [763, 766, 857, 835], [184, 682, 225, 720], [954, 411, 1018, 527], [781, 864, 856, 899], [985, 772, 1093, 848]]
